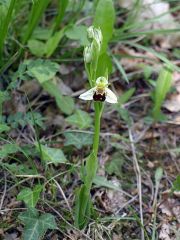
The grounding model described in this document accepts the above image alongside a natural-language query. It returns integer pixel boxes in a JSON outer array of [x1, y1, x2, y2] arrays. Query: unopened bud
[[84, 45, 92, 63]]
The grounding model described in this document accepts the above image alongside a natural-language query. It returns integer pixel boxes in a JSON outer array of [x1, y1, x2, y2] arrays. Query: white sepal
[[79, 87, 96, 101], [105, 88, 118, 104]]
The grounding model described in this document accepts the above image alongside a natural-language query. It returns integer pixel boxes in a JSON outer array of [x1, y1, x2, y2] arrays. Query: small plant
[[75, 24, 117, 229]]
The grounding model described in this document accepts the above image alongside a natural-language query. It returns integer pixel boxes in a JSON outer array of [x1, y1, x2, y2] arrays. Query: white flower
[[79, 77, 118, 104]]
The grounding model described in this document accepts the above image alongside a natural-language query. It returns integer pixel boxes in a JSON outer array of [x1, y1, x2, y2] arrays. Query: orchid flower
[[79, 76, 118, 104]]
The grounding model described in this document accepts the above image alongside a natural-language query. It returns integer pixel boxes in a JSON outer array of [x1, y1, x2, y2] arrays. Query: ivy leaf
[[64, 132, 93, 149], [27, 59, 59, 83], [17, 185, 42, 208], [66, 110, 92, 129], [36, 144, 67, 165], [19, 208, 57, 240]]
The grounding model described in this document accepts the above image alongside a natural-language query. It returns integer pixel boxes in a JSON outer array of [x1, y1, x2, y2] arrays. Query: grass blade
[[0, 0, 16, 65], [22, 0, 50, 44]]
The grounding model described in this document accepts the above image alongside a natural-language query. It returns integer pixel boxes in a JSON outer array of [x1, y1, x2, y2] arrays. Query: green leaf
[[155, 167, 163, 184], [85, 152, 97, 189], [42, 81, 74, 115], [31, 27, 52, 40], [74, 185, 91, 229], [96, 53, 113, 78], [36, 144, 67, 165], [0, 143, 19, 158], [118, 107, 132, 126], [56, 95, 74, 115], [105, 152, 124, 177], [66, 110, 92, 129], [2, 163, 36, 175], [172, 175, 180, 192], [0, 124, 10, 133], [153, 67, 173, 121], [45, 28, 65, 57], [17, 185, 42, 208], [27, 59, 59, 83], [27, 39, 46, 57], [64, 132, 93, 149], [65, 25, 88, 46], [19, 208, 57, 240], [118, 88, 135, 104], [93, 0, 115, 53], [112, 55, 129, 83], [93, 175, 123, 192]]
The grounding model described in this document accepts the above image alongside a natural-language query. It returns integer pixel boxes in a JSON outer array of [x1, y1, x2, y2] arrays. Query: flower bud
[[84, 45, 92, 63], [87, 26, 102, 52]]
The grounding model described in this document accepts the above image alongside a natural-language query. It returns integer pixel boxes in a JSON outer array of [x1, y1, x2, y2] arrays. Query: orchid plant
[[75, 26, 117, 229]]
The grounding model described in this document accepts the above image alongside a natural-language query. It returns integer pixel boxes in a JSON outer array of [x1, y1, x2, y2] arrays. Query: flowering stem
[[93, 102, 101, 156]]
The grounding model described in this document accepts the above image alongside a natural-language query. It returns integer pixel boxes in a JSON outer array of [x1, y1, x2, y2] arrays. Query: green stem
[[93, 102, 101, 156]]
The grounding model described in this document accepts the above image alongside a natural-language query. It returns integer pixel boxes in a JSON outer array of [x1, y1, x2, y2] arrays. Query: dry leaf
[[159, 223, 171, 240], [164, 94, 180, 112], [119, 0, 180, 48]]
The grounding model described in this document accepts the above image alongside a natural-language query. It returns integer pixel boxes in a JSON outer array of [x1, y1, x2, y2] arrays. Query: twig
[[0, 173, 7, 211], [128, 128, 144, 240], [45, 201, 93, 240], [53, 179, 72, 214]]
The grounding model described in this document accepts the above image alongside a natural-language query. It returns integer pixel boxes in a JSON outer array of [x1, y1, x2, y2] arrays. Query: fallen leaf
[[164, 94, 180, 112], [159, 223, 171, 240]]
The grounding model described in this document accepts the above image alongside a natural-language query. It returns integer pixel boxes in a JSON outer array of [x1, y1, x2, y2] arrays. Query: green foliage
[[22, 0, 50, 44], [84, 152, 97, 189], [66, 109, 93, 129], [2, 163, 36, 175], [36, 144, 67, 165], [64, 132, 93, 149], [172, 175, 180, 192], [0, 0, 16, 65], [112, 55, 129, 83], [43, 81, 74, 115], [118, 107, 132, 126], [75, 184, 91, 229], [53, 0, 69, 32], [0, 124, 10, 133], [19, 208, 57, 240], [93, 0, 115, 53], [27, 39, 46, 57], [7, 112, 44, 129], [93, 175, 123, 192], [16, 59, 74, 115], [17, 185, 42, 208], [118, 88, 136, 104], [65, 25, 88, 46], [105, 152, 124, 177], [96, 53, 113, 78], [152, 67, 173, 121], [0, 143, 19, 158], [45, 28, 65, 57], [155, 167, 163, 185], [26, 59, 59, 83]]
